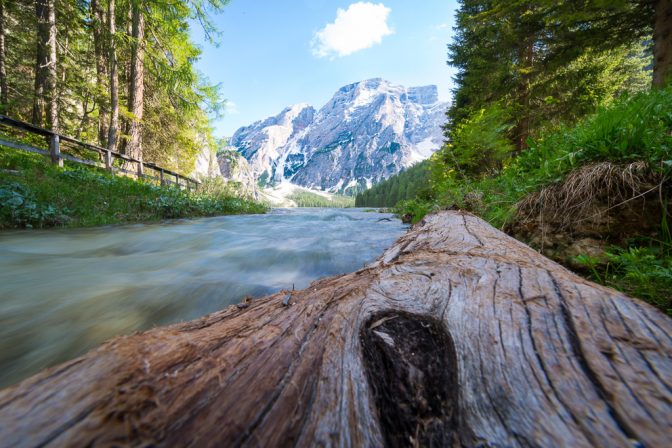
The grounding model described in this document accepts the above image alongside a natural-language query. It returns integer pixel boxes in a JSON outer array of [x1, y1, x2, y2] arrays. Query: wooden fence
[[0, 114, 200, 190]]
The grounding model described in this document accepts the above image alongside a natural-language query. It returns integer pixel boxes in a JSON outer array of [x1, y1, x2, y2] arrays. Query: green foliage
[[195, 176, 250, 200], [288, 191, 354, 208], [426, 86, 672, 229], [433, 0, 668, 314], [536, 44, 651, 127], [446, 0, 653, 147], [514, 86, 672, 185], [0, 147, 266, 229], [442, 104, 514, 177], [0, 181, 70, 228], [0, 0, 228, 177], [392, 199, 434, 224], [355, 161, 432, 207]]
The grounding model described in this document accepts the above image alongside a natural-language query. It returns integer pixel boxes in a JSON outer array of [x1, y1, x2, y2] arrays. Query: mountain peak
[[407, 85, 439, 104], [284, 103, 312, 113], [339, 78, 384, 92], [336, 79, 439, 106]]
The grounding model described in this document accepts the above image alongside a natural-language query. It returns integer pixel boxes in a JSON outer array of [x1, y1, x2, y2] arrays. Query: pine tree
[[126, 0, 145, 162]]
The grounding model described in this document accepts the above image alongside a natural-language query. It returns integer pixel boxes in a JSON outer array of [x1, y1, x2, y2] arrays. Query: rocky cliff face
[[217, 150, 259, 199], [192, 147, 222, 180], [230, 79, 448, 195]]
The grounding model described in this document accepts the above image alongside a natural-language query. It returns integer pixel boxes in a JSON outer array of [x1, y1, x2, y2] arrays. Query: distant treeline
[[355, 161, 430, 207], [289, 191, 354, 208]]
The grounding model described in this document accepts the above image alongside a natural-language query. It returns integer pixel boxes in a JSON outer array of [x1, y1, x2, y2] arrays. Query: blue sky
[[190, 1, 458, 137]]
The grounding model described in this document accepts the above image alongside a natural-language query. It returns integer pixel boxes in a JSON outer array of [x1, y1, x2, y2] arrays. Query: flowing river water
[[0, 208, 407, 388]]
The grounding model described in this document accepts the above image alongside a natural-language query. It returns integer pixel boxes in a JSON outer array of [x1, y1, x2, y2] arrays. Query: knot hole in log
[[360, 311, 461, 447]]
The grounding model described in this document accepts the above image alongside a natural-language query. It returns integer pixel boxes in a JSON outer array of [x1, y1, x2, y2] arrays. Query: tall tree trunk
[[46, 0, 57, 131], [32, 0, 57, 130], [0, 0, 8, 111], [32, 0, 48, 126], [107, 0, 119, 152], [126, 0, 145, 161], [91, 0, 108, 147], [652, 0, 672, 87]]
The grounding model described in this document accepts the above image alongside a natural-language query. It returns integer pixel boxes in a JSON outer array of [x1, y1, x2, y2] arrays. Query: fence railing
[[0, 114, 200, 190]]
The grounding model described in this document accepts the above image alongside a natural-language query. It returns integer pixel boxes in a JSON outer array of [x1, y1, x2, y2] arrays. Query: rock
[[217, 150, 259, 200], [564, 237, 609, 269], [191, 145, 222, 180]]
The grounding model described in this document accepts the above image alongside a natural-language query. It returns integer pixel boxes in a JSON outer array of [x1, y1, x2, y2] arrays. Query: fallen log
[[1, 211, 670, 447]]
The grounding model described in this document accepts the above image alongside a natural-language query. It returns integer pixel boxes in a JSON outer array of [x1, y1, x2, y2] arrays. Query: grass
[[0, 146, 268, 229], [575, 246, 672, 317]]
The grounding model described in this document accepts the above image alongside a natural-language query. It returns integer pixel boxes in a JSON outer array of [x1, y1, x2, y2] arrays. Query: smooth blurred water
[[0, 208, 407, 388]]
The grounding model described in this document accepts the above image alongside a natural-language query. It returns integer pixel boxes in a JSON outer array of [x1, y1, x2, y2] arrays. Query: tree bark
[[652, 0, 672, 87], [32, 0, 48, 126], [45, 0, 57, 131], [91, 0, 108, 147], [107, 0, 119, 152], [32, 0, 57, 130], [0, 0, 8, 110], [0, 211, 670, 447], [125, 0, 145, 162]]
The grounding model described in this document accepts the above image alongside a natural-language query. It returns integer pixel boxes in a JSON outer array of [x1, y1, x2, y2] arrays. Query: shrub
[[439, 104, 515, 177], [393, 199, 434, 224]]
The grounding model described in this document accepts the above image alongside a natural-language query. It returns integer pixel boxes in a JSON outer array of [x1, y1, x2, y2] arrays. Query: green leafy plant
[[442, 104, 515, 177], [393, 199, 434, 224], [0, 181, 70, 228]]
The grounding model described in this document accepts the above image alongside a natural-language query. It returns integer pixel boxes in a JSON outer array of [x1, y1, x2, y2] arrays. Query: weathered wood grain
[[0, 211, 670, 447]]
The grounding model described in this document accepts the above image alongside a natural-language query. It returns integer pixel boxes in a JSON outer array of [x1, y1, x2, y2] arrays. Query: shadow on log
[[0, 211, 670, 447], [361, 311, 461, 446]]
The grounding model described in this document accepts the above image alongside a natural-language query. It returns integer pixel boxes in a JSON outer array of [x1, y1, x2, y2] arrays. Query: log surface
[[1, 211, 670, 447]]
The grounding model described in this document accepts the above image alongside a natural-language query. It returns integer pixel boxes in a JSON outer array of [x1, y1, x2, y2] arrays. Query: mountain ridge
[[229, 78, 448, 195]]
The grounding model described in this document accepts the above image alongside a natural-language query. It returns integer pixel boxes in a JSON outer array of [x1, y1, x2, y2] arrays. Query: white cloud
[[225, 101, 239, 115], [312, 2, 394, 58]]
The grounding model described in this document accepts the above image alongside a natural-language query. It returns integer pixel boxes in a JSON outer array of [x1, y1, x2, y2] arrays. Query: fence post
[[137, 160, 144, 179], [49, 134, 62, 167], [105, 150, 113, 173], [160, 169, 165, 186], [175, 173, 179, 188]]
